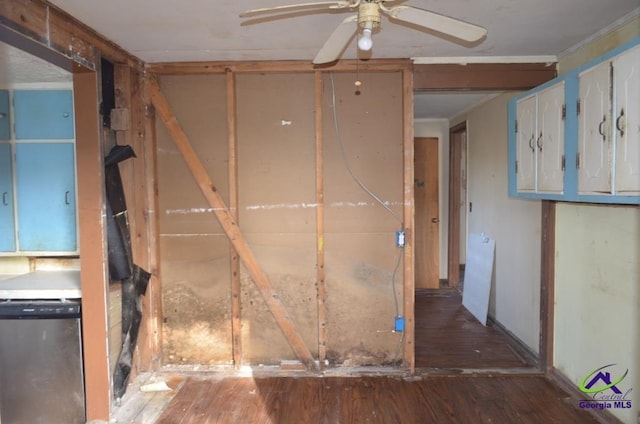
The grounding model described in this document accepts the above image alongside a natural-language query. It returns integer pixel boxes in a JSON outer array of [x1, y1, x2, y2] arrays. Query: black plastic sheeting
[[104, 145, 151, 400]]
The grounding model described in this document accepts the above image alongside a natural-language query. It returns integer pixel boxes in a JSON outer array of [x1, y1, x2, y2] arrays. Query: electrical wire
[[328, 72, 405, 328], [328, 72, 403, 224], [391, 245, 402, 316]]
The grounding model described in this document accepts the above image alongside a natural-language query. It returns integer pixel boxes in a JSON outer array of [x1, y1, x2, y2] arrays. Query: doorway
[[413, 122, 536, 371], [448, 122, 468, 288], [414, 137, 439, 289]]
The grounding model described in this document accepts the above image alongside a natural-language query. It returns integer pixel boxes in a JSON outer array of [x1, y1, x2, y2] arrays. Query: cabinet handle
[[616, 108, 625, 137], [528, 135, 535, 152], [2, 192, 7, 206], [598, 115, 607, 142], [65, 191, 71, 205], [536, 132, 543, 151]]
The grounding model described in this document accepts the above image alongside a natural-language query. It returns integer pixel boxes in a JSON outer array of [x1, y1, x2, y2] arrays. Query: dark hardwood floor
[[155, 375, 597, 424], [117, 288, 591, 423], [415, 288, 535, 369]]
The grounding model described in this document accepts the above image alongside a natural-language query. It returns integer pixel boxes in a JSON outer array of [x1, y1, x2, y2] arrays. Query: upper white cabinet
[[508, 38, 639, 205], [578, 44, 640, 195], [613, 45, 640, 194], [516, 82, 565, 194]]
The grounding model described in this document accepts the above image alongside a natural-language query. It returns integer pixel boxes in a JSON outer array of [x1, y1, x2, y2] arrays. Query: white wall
[[414, 118, 449, 280], [553, 17, 640, 424], [554, 204, 639, 424], [463, 94, 542, 353]]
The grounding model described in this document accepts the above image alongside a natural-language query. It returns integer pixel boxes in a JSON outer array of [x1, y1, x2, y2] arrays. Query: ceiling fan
[[240, 0, 487, 64]]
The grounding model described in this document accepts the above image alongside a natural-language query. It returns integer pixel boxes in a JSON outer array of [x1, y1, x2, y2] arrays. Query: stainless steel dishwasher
[[0, 271, 85, 424]]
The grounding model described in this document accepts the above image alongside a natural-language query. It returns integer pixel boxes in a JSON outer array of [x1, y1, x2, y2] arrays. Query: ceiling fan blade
[[312, 15, 358, 64], [240, 1, 352, 18], [386, 6, 487, 42]]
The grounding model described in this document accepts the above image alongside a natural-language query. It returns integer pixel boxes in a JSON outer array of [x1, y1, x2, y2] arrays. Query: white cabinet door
[[516, 95, 536, 192], [578, 61, 612, 194], [537, 82, 565, 193], [613, 45, 640, 194]]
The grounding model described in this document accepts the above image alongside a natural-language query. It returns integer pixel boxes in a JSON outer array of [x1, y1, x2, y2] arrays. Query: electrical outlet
[[396, 231, 405, 247], [394, 316, 404, 332]]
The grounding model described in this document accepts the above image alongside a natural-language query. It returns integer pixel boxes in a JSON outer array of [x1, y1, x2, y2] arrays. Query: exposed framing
[[149, 79, 318, 370], [539, 200, 556, 373], [315, 71, 327, 365], [402, 67, 416, 371], [1, 2, 151, 420], [226, 70, 242, 368], [150, 62, 415, 371], [0, 2, 570, 419]]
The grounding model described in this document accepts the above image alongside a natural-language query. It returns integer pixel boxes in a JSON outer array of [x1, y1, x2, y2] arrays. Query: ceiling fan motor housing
[[358, 2, 381, 29]]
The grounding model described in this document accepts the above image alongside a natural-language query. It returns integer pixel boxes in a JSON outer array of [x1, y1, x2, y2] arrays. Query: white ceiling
[[46, 0, 638, 63], [3, 1, 639, 118]]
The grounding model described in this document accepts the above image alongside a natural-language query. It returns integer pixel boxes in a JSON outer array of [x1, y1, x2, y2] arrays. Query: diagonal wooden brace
[[149, 79, 317, 371]]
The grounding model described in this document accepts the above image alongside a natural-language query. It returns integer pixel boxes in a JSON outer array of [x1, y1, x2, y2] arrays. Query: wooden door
[[414, 137, 439, 289]]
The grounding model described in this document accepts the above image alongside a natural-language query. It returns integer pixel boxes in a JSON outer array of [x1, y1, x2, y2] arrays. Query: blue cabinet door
[[0, 91, 9, 141], [13, 90, 74, 140], [15, 143, 77, 252], [0, 144, 16, 251]]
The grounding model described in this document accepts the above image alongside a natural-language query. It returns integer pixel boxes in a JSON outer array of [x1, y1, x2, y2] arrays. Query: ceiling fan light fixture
[[241, 0, 488, 64], [356, 2, 379, 52], [358, 27, 373, 51]]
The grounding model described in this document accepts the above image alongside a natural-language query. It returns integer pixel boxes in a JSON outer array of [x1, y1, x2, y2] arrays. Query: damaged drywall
[[156, 74, 232, 365], [156, 70, 404, 367]]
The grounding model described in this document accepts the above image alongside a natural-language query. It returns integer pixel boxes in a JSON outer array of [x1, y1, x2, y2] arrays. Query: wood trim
[[402, 67, 415, 372], [138, 73, 163, 370], [413, 63, 557, 91], [74, 70, 111, 421], [315, 71, 327, 365], [0, 0, 143, 69], [486, 316, 539, 368], [447, 123, 465, 288], [539, 200, 556, 374], [146, 59, 411, 75], [226, 69, 242, 369], [149, 79, 317, 371], [548, 368, 623, 424]]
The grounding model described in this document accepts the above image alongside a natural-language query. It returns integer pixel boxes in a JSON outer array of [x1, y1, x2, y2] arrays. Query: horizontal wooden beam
[[413, 63, 557, 91], [146, 59, 411, 75], [0, 0, 143, 69], [148, 79, 317, 371]]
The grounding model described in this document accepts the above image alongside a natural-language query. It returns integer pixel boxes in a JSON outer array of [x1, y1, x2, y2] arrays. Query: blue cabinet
[[13, 90, 74, 140], [1, 88, 77, 255], [15, 143, 77, 252], [0, 144, 16, 252], [0, 91, 9, 141], [508, 37, 640, 205]]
